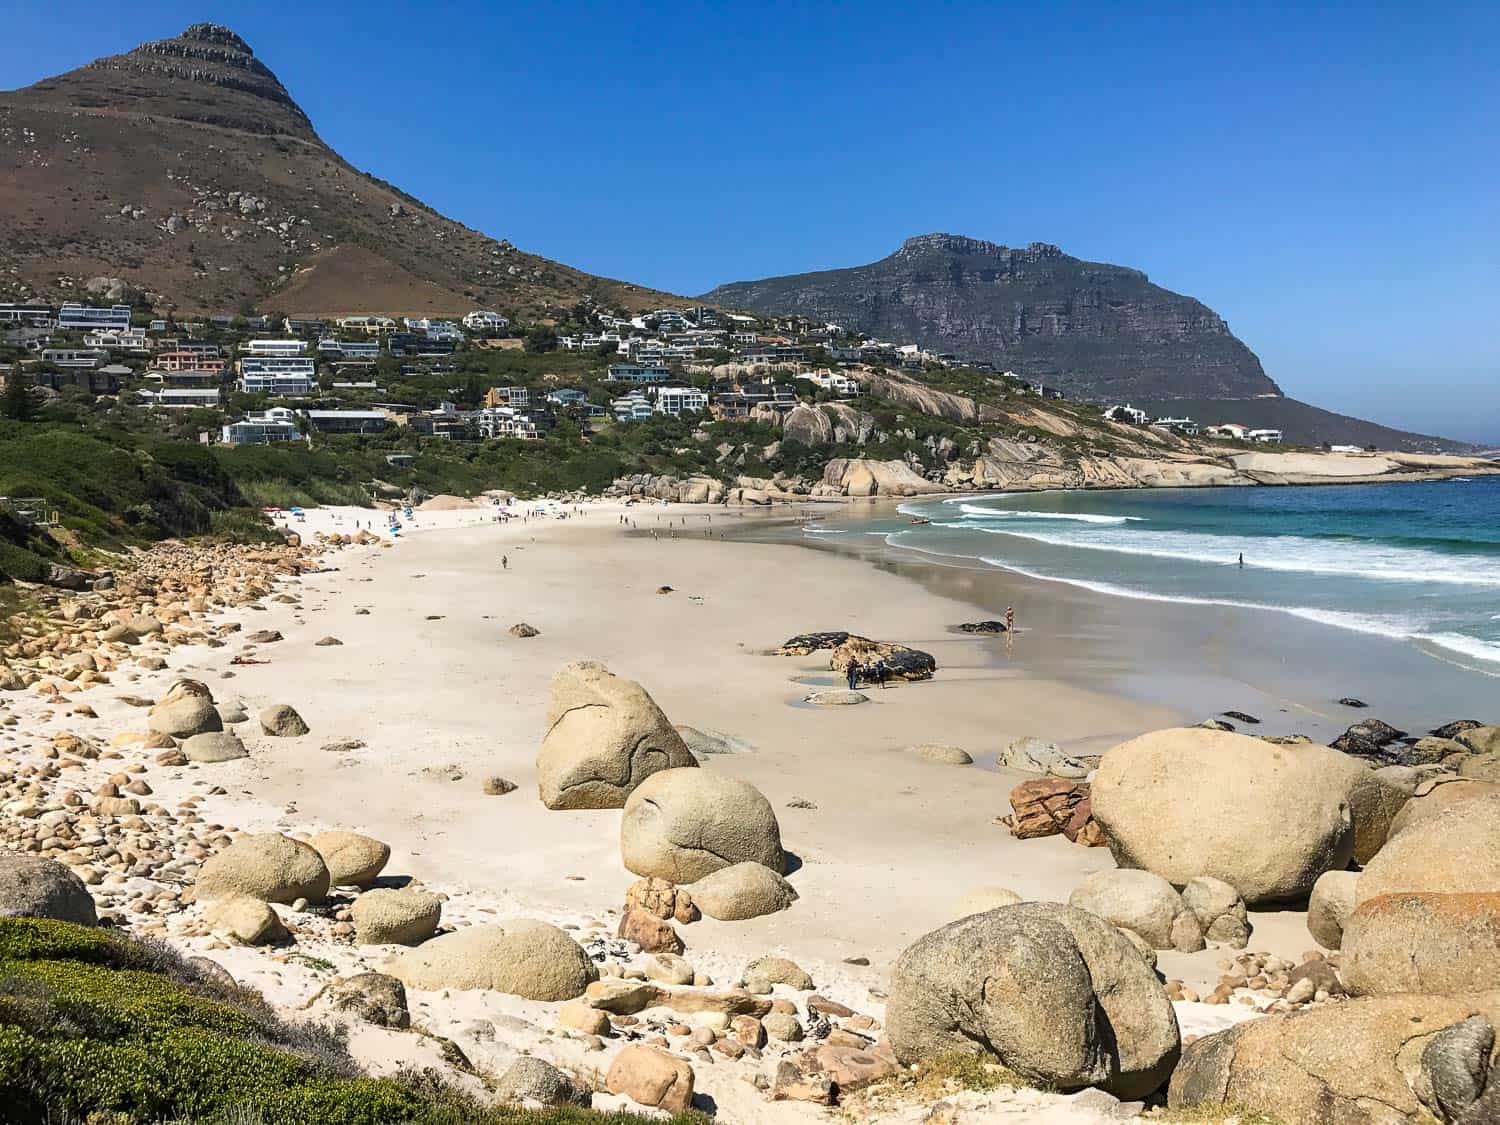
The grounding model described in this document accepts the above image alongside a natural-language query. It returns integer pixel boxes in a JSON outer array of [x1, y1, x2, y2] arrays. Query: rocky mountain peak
[[16, 22, 314, 138]]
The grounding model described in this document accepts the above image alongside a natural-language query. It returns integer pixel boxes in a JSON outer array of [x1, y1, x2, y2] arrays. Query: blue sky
[[5, 2, 1498, 442]]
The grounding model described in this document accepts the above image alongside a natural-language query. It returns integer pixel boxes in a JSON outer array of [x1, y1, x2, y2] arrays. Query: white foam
[[954, 524, 1500, 589], [954, 503, 1140, 524], [977, 556, 1500, 670]]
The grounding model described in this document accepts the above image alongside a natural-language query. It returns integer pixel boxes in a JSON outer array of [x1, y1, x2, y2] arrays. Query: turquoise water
[[810, 477, 1500, 675]]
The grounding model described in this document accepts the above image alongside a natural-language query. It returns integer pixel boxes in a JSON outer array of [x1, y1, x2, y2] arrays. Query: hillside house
[[140, 387, 222, 410], [303, 409, 390, 434], [39, 348, 108, 369], [1248, 429, 1284, 444], [611, 391, 653, 421], [336, 316, 397, 336], [155, 350, 228, 374], [243, 338, 309, 357], [462, 310, 510, 333], [1105, 404, 1150, 425], [238, 357, 316, 397], [653, 385, 709, 417], [0, 303, 55, 328], [606, 363, 671, 385], [222, 407, 301, 444], [57, 303, 131, 332]]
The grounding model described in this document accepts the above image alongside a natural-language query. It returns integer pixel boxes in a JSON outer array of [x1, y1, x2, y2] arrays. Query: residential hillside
[[702, 234, 1280, 402], [0, 24, 681, 318]]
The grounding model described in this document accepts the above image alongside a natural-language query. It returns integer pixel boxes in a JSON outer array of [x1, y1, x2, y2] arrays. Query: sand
[[5, 497, 1320, 1120]]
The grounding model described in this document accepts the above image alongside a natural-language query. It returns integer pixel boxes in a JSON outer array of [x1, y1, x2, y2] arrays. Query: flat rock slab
[[804, 690, 868, 706]]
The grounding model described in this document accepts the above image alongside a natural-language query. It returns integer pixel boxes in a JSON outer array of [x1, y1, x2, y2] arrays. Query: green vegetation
[[0, 918, 698, 1125]]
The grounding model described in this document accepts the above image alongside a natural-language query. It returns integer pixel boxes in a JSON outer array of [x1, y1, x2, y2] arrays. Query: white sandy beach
[[4, 498, 1334, 1121]]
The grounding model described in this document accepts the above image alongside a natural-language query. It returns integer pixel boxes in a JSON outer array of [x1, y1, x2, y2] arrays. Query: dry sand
[[9, 498, 1308, 1120]]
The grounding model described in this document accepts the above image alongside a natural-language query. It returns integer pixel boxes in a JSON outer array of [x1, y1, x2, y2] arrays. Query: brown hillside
[[0, 23, 680, 317]]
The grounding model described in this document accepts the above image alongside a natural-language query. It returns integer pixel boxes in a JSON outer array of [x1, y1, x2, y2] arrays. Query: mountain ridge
[[703, 233, 1281, 402]]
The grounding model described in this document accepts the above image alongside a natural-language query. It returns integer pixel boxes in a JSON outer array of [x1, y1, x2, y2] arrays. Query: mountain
[[0, 24, 678, 317], [703, 233, 1280, 402]]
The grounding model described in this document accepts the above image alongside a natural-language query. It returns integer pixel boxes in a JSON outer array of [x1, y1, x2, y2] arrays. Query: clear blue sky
[[5, 1, 1498, 442]]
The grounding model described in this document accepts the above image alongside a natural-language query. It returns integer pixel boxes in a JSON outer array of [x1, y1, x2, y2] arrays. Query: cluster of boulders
[[945, 722, 1500, 1123]]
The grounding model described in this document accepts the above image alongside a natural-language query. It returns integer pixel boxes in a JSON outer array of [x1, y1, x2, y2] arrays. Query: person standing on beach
[[1005, 606, 1015, 634], [846, 662, 859, 691], [501, 555, 508, 570]]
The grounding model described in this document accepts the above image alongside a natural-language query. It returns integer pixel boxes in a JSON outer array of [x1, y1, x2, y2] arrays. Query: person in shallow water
[[1239, 552, 1245, 567], [1005, 606, 1015, 633]]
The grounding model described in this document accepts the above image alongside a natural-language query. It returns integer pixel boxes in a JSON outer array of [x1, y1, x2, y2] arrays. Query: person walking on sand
[[501, 555, 508, 570]]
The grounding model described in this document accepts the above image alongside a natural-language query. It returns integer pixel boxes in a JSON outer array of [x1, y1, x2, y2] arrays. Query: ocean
[[808, 477, 1500, 677]]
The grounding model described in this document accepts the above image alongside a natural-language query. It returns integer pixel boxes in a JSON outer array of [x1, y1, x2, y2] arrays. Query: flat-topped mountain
[[703, 233, 1281, 403], [0, 24, 678, 316]]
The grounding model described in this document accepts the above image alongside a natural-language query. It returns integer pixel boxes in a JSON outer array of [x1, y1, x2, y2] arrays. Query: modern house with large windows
[[56, 303, 132, 332], [238, 357, 317, 397], [222, 407, 302, 445]]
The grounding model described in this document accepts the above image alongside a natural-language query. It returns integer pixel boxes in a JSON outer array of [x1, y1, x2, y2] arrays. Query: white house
[[476, 406, 539, 440], [1153, 416, 1199, 436], [1248, 428, 1284, 444], [612, 391, 653, 421], [242, 338, 309, 357], [1104, 403, 1150, 425], [1205, 423, 1251, 440], [222, 407, 301, 444], [335, 316, 397, 336], [238, 357, 316, 397], [83, 327, 150, 352], [40, 348, 109, 369], [57, 303, 132, 332], [140, 387, 223, 410], [463, 310, 510, 333], [795, 369, 861, 396], [653, 385, 709, 416]]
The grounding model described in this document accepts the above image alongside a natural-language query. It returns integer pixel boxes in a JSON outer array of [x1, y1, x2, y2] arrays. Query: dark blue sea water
[[810, 477, 1500, 675]]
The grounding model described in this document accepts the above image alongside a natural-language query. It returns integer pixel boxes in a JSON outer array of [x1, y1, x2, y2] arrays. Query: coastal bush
[[0, 918, 698, 1125]]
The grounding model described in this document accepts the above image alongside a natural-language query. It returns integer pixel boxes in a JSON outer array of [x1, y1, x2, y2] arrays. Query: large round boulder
[[1067, 869, 1201, 951], [1342, 892, 1500, 997], [885, 902, 1180, 1099], [387, 920, 597, 999], [181, 731, 247, 763], [621, 768, 785, 883], [688, 862, 798, 921], [1168, 992, 1500, 1124], [352, 887, 442, 946], [148, 679, 222, 738], [537, 661, 697, 810], [310, 831, 390, 888], [1354, 792, 1500, 907], [1090, 728, 1355, 904], [0, 854, 97, 925], [195, 833, 331, 904]]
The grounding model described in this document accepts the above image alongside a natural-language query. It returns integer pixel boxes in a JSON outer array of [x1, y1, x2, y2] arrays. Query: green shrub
[[0, 919, 697, 1125]]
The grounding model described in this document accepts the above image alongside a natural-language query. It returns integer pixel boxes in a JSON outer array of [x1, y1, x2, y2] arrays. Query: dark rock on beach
[[1221, 711, 1260, 725], [955, 620, 1007, 634], [1338, 698, 1368, 708], [775, 632, 852, 655], [1432, 719, 1484, 740]]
